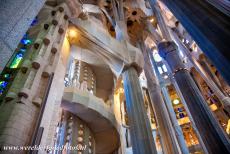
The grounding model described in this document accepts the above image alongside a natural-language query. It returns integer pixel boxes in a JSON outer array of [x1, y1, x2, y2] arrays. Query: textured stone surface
[[122, 67, 157, 154], [62, 87, 119, 154], [0, 0, 46, 72], [0, 40, 12, 71]]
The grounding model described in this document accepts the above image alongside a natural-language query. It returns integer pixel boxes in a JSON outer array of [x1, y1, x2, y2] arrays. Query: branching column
[[158, 41, 230, 154], [111, 0, 157, 153], [148, 47, 189, 154], [142, 44, 182, 154]]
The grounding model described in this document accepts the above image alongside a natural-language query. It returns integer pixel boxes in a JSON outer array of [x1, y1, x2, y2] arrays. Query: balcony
[[61, 87, 120, 154]]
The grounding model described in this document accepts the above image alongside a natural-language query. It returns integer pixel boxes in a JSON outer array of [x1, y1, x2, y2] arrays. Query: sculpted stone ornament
[[78, 12, 88, 20], [69, 17, 144, 77], [80, 81, 88, 91], [158, 41, 183, 72]]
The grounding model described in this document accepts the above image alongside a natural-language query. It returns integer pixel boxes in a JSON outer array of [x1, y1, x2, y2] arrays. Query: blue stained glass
[[177, 108, 183, 112], [21, 39, 32, 45], [0, 89, 3, 95], [23, 34, 27, 38], [20, 48, 26, 52], [17, 53, 23, 58], [179, 113, 185, 118], [30, 17, 38, 26], [20, 34, 32, 45], [0, 16, 38, 95], [0, 81, 8, 89]]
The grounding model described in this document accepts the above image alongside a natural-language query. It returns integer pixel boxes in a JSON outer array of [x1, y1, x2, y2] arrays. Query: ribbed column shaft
[[149, 48, 189, 154], [158, 41, 230, 154], [122, 67, 157, 154], [170, 30, 230, 112], [142, 46, 181, 154]]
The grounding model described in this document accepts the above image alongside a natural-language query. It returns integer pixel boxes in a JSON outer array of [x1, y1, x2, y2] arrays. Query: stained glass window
[[4, 74, 10, 79], [0, 81, 8, 94], [10, 53, 23, 68], [30, 17, 38, 26], [0, 16, 38, 96], [21, 34, 32, 45]]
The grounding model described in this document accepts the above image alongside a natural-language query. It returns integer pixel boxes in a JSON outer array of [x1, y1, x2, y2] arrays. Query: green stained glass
[[10, 53, 23, 68]]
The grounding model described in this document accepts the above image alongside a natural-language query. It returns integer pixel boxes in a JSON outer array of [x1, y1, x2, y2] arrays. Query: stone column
[[142, 45, 181, 154], [0, 0, 46, 72], [170, 30, 230, 112], [149, 49, 189, 154], [159, 0, 230, 85], [147, 0, 171, 41], [158, 41, 230, 154], [122, 67, 157, 154]]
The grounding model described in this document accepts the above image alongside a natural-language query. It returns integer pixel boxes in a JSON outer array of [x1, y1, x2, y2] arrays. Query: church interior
[[0, 0, 230, 154]]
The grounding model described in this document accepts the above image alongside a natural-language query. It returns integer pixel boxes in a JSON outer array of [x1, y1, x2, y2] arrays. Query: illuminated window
[[30, 17, 38, 26], [0, 17, 37, 96], [21, 35, 32, 45], [10, 52, 23, 68], [158, 67, 163, 74], [177, 108, 183, 112], [185, 39, 189, 44], [179, 113, 185, 118], [179, 50, 184, 57], [163, 75, 168, 79], [162, 65, 167, 72], [153, 53, 162, 62], [4, 74, 10, 79]]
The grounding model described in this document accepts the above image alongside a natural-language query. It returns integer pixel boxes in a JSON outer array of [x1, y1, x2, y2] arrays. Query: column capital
[[157, 41, 178, 59], [157, 41, 187, 74]]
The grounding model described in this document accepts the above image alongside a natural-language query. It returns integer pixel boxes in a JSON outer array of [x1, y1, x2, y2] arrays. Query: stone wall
[[0, 0, 46, 72]]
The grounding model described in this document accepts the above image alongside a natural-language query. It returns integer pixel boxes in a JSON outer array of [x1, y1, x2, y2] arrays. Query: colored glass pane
[[30, 17, 38, 26], [0, 81, 8, 89], [10, 53, 23, 68], [21, 38, 32, 45], [0, 17, 37, 95], [4, 74, 10, 79], [21, 34, 32, 45], [20, 48, 26, 52], [179, 113, 185, 118], [177, 108, 183, 112]]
